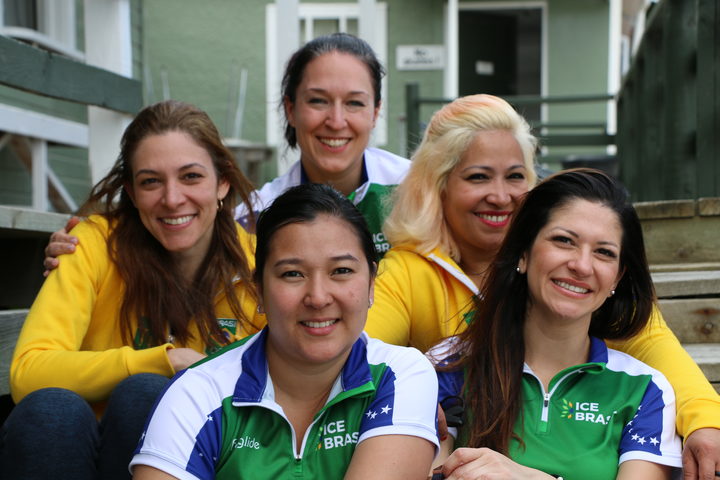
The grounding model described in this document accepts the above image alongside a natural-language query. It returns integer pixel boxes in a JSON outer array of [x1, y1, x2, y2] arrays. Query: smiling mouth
[[161, 215, 194, 226], [318, 137, 350, 148], [301, 319, 338, 328], [478, 213, 509, 223], [553, 280, 590, 294]]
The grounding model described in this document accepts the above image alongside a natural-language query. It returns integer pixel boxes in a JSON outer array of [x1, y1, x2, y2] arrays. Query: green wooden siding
[[0, 36, 142, 114], [618, 0, 719, 201]]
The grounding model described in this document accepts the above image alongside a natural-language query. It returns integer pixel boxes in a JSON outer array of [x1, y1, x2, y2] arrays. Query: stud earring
[[516, 266, 523, 274], [609, 290, 616, 297], [256, 304, 264, 314]]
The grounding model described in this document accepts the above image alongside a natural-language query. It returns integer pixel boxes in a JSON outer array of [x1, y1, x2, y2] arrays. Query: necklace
[[460, 263, 487, 276]]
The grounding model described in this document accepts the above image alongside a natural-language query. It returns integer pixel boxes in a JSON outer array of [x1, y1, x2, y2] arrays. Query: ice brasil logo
[[560, 398, 613, 425], [560, 398, 576, 419]]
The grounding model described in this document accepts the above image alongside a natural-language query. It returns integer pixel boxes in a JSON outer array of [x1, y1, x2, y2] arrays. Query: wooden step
[[637, 197, 720, 265], [651, 270, 720, 298], [0, 309, 27, 396], [0, 205, 70, 234], [658, 298, 720, 344], [683, 343, 720, 394]]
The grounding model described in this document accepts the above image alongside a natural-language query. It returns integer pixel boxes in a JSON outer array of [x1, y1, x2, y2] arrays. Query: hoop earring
[[217, 199, 224, 211]]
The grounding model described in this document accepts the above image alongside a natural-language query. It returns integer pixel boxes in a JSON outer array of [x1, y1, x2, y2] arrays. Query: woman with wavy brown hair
[[1, 100, 264, 480], [433, 169, 682, 480]]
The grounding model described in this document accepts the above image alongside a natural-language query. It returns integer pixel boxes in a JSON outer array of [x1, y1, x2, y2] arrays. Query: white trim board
[[0, 104, 88, 147]]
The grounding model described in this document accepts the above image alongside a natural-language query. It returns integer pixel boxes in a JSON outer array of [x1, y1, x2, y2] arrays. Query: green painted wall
[[546, 0, 610, 165], [385, 0, 444, 156], [142, 1, 268, 143]]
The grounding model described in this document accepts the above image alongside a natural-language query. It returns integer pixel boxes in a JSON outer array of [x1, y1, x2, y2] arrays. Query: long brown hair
[[450, 169, 655, 453], [78, 100, 258, 347]]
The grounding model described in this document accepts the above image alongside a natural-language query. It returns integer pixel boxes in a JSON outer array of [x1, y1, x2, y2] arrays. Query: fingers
[[42, 257, 59, 277], [682, 428, 720, 480], [45, 237, 78, 257], [167, 348, 207, 372], [681, 447, 698, 479], [43, 220, 81, 275], [441, 447, 489, 477]]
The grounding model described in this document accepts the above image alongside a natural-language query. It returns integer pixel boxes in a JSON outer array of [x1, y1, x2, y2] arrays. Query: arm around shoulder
[[607, 305, 720, 437]]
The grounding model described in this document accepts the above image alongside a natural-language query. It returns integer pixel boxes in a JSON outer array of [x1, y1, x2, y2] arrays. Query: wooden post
[[83, 0, 134, 184], [405, 82, 420, 158]]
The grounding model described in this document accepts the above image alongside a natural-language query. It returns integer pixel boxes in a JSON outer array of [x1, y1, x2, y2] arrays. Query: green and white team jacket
[[235, 148, 409, 255], [436, 336, 682, 480], [131, 328, 438, 479]]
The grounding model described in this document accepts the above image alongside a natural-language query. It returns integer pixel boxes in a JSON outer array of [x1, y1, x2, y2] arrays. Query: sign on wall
[[396, 45, 445, 70]]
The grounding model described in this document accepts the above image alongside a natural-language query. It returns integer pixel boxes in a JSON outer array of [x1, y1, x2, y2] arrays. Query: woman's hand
[[43, 216, 81, 276], [440, 447, 555, 480], [167, 348, 206, 372], [682, 428, 720, 480]]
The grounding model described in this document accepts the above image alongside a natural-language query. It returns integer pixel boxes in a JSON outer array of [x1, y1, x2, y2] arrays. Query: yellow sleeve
[[10, 218, 175, 404], [607, 305, 720, 437], [365, 250, 413, 346]]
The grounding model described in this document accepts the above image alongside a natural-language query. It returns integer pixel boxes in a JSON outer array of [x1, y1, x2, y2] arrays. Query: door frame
[[450, 1, 548, 122]]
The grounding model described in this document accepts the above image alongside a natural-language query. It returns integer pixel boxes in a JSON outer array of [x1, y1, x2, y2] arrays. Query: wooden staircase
[[640, 198, 720, 393]]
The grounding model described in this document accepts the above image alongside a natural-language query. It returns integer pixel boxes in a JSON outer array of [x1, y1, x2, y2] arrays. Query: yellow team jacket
[[10, 215, 264, 406], [366, 244, 720, 438]]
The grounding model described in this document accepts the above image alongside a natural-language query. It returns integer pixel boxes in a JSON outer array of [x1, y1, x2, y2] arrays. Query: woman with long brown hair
[[1, 100, 264, 480], [433, 169, 682, 479]]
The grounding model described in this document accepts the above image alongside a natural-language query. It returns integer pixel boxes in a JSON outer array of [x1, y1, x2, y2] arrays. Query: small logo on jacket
[[231, 436, 260, 450]]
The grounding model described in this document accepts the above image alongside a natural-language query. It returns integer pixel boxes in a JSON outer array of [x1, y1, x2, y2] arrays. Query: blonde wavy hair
[[383, 94, 538, 261]]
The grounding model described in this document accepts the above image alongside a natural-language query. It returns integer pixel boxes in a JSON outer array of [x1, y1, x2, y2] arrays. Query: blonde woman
[[365, 94, 720, 477]]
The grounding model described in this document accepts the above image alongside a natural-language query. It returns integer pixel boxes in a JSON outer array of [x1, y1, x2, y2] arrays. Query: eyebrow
[[134, 163, 208, 178], [551, 227, 620, 248], [459, 164, 526, 174], [304, 87, 370, 97], [272, 253, 361, 268]]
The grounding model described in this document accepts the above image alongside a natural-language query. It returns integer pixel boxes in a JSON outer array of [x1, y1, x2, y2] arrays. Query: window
[[0, 0, 82, 60], [266, 2, 388, 152]]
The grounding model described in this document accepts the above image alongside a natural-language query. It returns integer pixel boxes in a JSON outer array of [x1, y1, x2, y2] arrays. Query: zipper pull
[[543, 393, 550, 408]]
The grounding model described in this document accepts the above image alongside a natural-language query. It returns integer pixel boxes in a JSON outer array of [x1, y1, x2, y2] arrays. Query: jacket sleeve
[[10, 218, 174, 404], [607, 305, 720, 438], [364, 250, 414, 347]]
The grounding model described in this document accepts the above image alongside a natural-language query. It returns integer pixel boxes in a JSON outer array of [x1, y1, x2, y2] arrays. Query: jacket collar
[[232, 328, 375, 404]]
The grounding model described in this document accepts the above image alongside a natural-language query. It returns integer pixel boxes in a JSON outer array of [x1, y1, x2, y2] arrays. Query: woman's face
[[521, 199, 623, 326], [285, 51, 379, 184], [127, 131, 229, 266], [442, 129, 530, 259], [259, 214, 374, 369]]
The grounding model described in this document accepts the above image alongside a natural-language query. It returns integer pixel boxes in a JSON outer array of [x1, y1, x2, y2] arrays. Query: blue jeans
[[0, 373, 168, 480]]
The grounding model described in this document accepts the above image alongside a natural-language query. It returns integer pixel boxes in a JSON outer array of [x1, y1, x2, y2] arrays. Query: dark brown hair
[[78, 100, 258, 347], [450, 168, 655, 453], [281, 32, 384, 147]]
